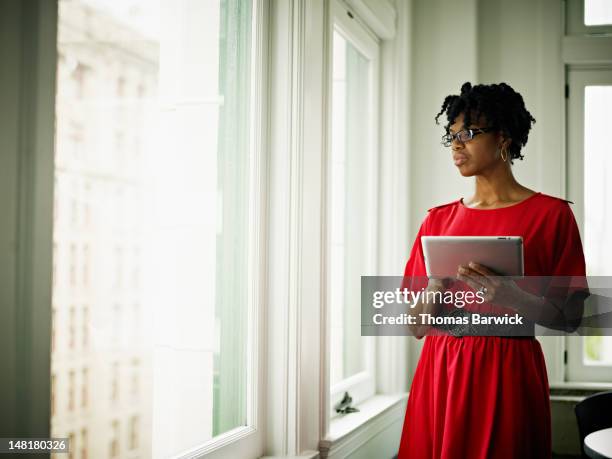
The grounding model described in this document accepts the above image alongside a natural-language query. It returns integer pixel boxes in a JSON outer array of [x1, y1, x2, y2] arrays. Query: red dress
[[397, 192, 586, 459]]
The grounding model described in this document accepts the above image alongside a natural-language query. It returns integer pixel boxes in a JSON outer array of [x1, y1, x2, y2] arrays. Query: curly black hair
[[434, 82, 536, 164]]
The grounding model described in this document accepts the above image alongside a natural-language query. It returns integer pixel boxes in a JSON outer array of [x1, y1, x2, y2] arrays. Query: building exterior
[[52, 2, 158, 458]]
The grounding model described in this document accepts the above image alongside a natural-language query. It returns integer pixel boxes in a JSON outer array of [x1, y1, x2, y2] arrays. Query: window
[[566, 68, 612, 382], [69, 244, 77, 286], [82, 306, 89, 349], [68, 432, 75, 459], [329, 0, 380, 414], [51, 1, 263, 457], [111, 362, 119, 403], [565, 0, 612, 35], [82, 244, 89, 287], [110, 420, 119, 458], [584, 0, 612, 25], [81, 428, 88, 459], [129, 415, 139, 450], [130, 359, 140, 397], [69, 306, 76, 350], [68, 370, 75, 411], [81, 367, 88, 409]]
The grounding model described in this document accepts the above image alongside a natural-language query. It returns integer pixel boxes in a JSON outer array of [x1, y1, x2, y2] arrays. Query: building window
[[68, 370, 75, 411], [110, 420, 119, 458], [130, 358, 139, 397], [69, 243, 77, 286], [72, 62, 89, 98], [68, 431, 75, 459], [82, 306, 89, 349], [82, 244, 89, 287], [81, 367, 88, 409], [80, 428, 88, 459], [129, 415, 139, 450], [111, 362, 119, 402], [116, 77, 126, 97], [69, 306, 76, 350]]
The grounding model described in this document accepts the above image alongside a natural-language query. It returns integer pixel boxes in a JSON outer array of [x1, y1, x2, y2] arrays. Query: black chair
[[575, 390, 612, 458]]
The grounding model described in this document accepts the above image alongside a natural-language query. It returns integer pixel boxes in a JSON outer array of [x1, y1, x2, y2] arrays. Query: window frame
[[565, 0, 612, 36], [173, 0, 270, 456], [328, 0, 381, 417], [1, 0, 269, 457], [565, 65, 612, 383]]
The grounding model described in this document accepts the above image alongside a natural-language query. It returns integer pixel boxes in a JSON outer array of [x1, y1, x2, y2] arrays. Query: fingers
[[458, 262, 501, 287], [457, 265, 487, 287], [456, 273, 486, 292]]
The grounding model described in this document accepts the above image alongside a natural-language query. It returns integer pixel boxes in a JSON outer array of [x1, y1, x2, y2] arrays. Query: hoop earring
[[501, 148, 508, 162]]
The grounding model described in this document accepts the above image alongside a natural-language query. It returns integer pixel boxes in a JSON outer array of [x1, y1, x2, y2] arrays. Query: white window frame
[[560, 0, 612, 386], [152, 0, 270, 457], [0, 1, 269, 458], [565, 66, 612, 384], [328, 0, 380, 417], [564, 0, 612, 36]]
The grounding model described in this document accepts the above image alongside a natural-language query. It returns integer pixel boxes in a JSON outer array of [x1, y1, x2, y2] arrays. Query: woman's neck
[[468, 167, 532, 206]]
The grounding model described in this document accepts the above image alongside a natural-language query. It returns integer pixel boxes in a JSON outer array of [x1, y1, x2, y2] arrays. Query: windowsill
[[550, 381, 612, 391], [260, 453, 319, 459], [550, 382, 612, 403], [319, 393, 408, 457]]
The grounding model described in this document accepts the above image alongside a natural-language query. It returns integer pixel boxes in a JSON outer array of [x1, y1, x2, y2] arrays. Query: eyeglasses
[[441, 127, 494, 147]]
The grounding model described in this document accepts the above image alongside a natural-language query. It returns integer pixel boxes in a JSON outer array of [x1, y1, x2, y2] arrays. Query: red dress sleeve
[[544, 202, 588, 331], [550, 202, 586, 277], [400, 215, 431, 339], [402, 217, 429, 281]]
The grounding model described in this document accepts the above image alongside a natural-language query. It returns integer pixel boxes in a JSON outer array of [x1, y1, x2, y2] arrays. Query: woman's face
[[448, 112, 506, 177]]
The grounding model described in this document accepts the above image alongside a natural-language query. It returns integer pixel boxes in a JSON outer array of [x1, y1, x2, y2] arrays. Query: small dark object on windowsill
[[335, 391, 360, 414]]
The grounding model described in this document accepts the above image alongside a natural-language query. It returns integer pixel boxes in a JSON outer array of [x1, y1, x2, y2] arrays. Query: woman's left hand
[[456, 262, 522, 310]]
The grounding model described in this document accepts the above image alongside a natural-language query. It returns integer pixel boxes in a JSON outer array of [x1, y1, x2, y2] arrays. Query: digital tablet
[[421, 236, 524, 278]]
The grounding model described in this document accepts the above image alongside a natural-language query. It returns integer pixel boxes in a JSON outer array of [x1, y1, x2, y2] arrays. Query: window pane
[[329, 30, 373, 386], [583, 85, 612, 366], [584, 0, 612, 25], [52, 0, 253, 457], [584, 86, 612, 277], [585, 336, 612, 364]]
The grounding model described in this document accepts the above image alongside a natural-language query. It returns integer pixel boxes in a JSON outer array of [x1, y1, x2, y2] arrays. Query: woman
[[396, 82, 587, 459]]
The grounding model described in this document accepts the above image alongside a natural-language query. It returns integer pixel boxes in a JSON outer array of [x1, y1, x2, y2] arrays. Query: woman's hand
[[455, 262, 522, 310]]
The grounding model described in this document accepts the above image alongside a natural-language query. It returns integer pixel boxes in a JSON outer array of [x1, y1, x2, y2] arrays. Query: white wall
[[477, 0, 565, 197], [409, 0, 478, 237]]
